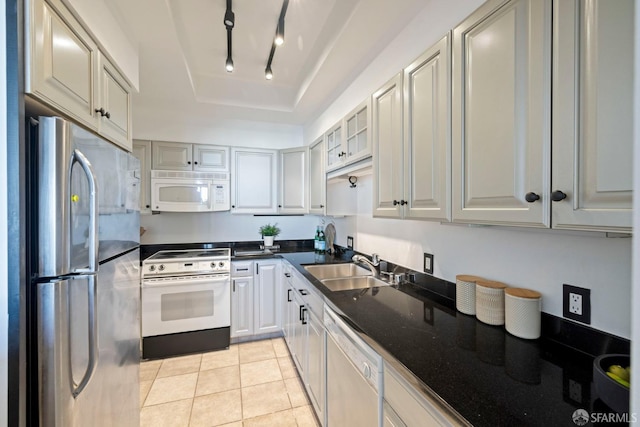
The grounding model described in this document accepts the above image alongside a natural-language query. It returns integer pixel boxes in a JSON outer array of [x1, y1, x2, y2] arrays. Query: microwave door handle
[[71, 149, 99, 274], [69, 275, 98, 398]]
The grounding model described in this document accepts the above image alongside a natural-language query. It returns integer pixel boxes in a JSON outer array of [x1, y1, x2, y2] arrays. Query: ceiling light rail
[[265, 0, 289, 80]]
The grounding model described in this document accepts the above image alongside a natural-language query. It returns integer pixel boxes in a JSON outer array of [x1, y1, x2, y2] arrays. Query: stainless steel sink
[[321, 276, 390, 292], [304, 263, 372, 281]]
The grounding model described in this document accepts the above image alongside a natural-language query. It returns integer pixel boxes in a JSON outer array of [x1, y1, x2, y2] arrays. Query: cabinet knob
[[337, 151, 346, 158], [145, 205, 150, 209], [551, 190, 567, 202], [105, 111, 111, 119], [393, 200, 398, 206], [231, 205, 235, 208], [278, 205, 282, 208], [187, 161, 191, 165], [95, 107, 105, 117], [525, 192, 540, 203], [194, 161, 198, 165], [400, 200, 407, 206], [320, 204, 324, 208]]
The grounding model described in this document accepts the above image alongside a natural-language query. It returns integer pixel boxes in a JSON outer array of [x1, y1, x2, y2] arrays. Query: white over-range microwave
[[150, 170, 230, 212]]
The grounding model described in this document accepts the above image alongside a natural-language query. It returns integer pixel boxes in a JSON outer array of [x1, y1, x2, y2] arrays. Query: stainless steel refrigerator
[[29, 117, 141, 426]]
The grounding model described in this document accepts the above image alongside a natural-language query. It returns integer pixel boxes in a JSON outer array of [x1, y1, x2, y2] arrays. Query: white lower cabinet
[[384, 364, 455, 427], [282, 263, 326, 426], [231, 260, 280, 339]]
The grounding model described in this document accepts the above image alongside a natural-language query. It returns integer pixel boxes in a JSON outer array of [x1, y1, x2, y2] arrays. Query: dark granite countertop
[[279, 251, 628, 427], [140, 242, 629, 426]]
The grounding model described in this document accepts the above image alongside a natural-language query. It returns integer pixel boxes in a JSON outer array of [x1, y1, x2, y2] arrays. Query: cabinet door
[[309, 138, 326, 215], [307, 310, 325, 426], [193, 145, 230, 172], [96, 53, 132, 151], [344, 99, 372, 164], [452, 0, 551, 227], [132, 140, 152, 214], [403, 34, 451, 221], [254, 261, 281, 334], [373, 73, 404, 218], [231, 148, 278, 214], [27, 0, 99, 130], [291, 292, 307, 375], [231, 276, 254, 338], [280, 147, 308, 214], [152, 141, 193, 171], [325, 122, 344, 172], [552, 0, 634, 232]]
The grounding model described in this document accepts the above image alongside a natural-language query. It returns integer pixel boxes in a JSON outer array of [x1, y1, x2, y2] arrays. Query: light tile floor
[[140, 338, 320, 427]]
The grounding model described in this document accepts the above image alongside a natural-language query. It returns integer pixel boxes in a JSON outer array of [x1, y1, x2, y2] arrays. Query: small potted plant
[[259, 223, 281, 247]]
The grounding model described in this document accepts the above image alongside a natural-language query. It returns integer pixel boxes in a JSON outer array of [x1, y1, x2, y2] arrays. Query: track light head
[[226, 57, 234, 72], [275, 20, 284, 46], [265, 66, 273, 80], [224, 9, 235, 28]]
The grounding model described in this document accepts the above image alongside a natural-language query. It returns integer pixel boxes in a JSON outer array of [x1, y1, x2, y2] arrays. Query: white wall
[[134, 103, 303, 149], [306, 0, 633, 340], [141, 212, 320, 245]]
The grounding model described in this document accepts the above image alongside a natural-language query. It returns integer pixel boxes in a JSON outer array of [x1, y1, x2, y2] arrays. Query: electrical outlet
[[569, 293, 582, 315], [347, 236, 354, 249], [563, 284, 591, 324], [423, 253, 434, 274]]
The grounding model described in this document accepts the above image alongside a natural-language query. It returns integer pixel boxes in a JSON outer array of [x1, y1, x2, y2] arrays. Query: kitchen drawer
[[383, 364, 453, 427], [231, 261, 253, 277]]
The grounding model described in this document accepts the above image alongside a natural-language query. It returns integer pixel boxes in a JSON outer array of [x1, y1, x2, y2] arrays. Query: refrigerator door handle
[[71, 149, 99, 274], [70, 274, 99, 398]]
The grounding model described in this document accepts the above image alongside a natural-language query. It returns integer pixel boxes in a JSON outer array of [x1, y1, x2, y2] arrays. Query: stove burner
[[147, 248, 231, 261]]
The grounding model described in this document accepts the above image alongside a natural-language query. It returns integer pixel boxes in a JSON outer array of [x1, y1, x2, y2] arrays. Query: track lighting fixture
[[224, 0, 234, 72], [263, 0, 289, 80]]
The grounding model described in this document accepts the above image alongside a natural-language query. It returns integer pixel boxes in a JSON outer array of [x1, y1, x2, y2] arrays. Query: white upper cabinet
[[552, 0, 634, 232], [325, 121, 343, 172], [26, 0, 133, 151], [132, 140, 152, 214], [343, 99, 372, 165], [309, 137, 326, 215], [152, 141, 192, 170], [452, 0, 551, 227], [279, 147, 309, 214], [152, 141, 229, 172], [96, 52, 132, 149], [325, 98, 372, 173], [231, 148, 279, 214], [403, 34, 451, 221], [373, 73, 404, 218], [27, 0, 99, 129]]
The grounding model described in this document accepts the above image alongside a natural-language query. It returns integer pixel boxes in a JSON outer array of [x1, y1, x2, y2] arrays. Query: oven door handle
[[142, 274, 230, 288]]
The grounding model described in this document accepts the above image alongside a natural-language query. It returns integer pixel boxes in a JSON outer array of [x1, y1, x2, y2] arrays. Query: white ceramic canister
[[455, 275, 484, 315], [504, 288, 542, 339], [475, 280, 508, 325]]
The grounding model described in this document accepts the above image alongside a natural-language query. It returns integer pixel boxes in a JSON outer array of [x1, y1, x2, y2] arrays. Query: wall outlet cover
[[346, 236, 354, 249], [424, 253, 434, 274], [563, 284, 591, 324]]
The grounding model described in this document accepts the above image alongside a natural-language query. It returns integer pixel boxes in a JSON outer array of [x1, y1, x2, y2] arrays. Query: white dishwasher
[[325, 306, 383, 427]]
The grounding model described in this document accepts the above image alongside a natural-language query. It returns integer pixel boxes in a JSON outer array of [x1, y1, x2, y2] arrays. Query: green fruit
[[607, 371, 630, 388], [609, 365, 630, 382]]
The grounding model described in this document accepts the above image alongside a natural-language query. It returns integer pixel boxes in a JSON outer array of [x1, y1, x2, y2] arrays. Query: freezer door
[[37, 249, 140, 426], [35, 117, 139, 277]]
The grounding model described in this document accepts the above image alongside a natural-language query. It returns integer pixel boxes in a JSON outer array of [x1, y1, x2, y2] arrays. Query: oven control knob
[[218, 261, 225, 268], [210, 262, 216, 268], [149, 265, 156, 272], [158, 264, 165, 271]]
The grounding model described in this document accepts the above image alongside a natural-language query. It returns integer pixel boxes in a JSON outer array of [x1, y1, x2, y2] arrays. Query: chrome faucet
[[352, 253, 379, 277]]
